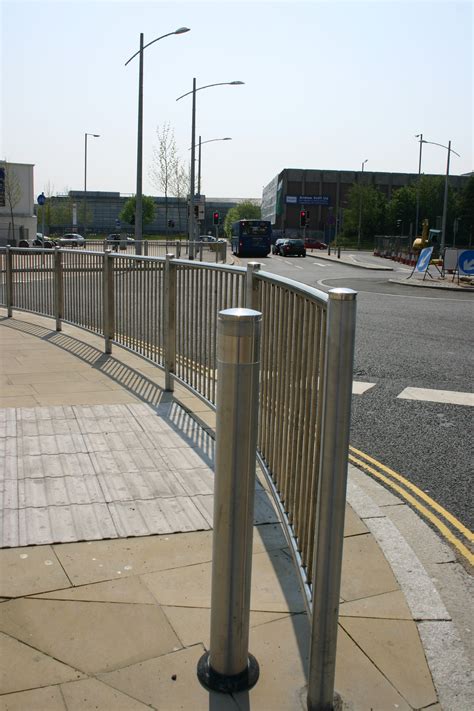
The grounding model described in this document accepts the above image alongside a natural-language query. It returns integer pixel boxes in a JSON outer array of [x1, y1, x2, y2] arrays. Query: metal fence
[[0, 245, 356, 710]]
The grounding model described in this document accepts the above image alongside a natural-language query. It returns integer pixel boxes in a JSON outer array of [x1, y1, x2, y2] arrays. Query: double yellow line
[[348, 445, 474, 567]]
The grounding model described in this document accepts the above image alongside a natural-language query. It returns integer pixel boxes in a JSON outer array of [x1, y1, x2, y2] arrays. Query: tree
[[169, 159, 189, 233], [1, 161, 22, 245], [455, 175, 474, 246], [224, 201, 261, 237], [120, 195, 155, 228], [149, 123, 177, 232], [342, 184, 387, 243]]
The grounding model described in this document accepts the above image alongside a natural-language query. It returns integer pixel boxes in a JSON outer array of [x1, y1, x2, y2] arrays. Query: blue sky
[[1, 0, 472, 199]]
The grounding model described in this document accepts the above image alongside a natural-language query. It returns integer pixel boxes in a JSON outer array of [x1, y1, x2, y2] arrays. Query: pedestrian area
[[0, 310, 440, 710]]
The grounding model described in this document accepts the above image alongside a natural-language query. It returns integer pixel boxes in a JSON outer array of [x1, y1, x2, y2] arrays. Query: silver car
[[58, 233, 85, 247]]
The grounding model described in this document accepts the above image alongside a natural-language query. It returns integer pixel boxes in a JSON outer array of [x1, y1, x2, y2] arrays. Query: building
[[40, 192, 259, 236], [0, 162, 37, 245], [261, 168, 470, 240]]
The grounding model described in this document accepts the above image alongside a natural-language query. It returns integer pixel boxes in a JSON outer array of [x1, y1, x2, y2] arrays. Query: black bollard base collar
[[197, 651, 260, 694]]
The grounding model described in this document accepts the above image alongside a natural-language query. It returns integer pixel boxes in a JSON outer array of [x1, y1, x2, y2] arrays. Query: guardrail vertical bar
[[245, 262, 261, 310], [307, 287, 357, 711], [198, 308, 262, 694], [103, 250, 115, 354], [164, 254, 176, 391], [5, 246, 13, 317], [54, 248, 63, 331]]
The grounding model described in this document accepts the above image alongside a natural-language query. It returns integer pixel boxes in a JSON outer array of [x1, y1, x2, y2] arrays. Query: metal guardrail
[[0, 245, 356, 710], [82, 238, 227, 263]]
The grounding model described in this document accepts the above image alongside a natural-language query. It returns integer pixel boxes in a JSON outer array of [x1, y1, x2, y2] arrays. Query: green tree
[[342, 184, 387, 243], [1, 161, 22, 245], [455, 175, 474, 245], [120, 195, 155, 227], [224, 200, 261, 237]]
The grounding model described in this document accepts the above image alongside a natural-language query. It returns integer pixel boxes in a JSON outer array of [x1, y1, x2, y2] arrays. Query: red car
[[305, 239, 327, 250]]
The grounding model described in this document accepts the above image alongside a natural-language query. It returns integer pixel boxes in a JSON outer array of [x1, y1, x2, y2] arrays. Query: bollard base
[[197, 652, 259, 694]]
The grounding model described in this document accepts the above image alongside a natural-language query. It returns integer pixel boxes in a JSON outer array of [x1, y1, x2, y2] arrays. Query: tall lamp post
[[415, 137, 460, 252], [84, 133, 100, 238], [357, 159, 368, 250], [414, 134, 424, 238], [176, 80, 244, 258], [125, 27, 190, 255], [189, 137, 232, 196]]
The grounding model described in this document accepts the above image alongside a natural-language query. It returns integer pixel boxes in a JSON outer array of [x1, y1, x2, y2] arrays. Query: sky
[[1, 0, 472, 200]]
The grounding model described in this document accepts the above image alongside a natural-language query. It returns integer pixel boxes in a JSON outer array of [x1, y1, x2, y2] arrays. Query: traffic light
[[299, 210, 307, 228], [194, 205, 199, 218], [213, 211, 219, 225]]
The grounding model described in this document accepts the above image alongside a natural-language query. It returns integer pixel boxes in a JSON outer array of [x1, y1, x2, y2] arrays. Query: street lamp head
[[92, 134, 100, 138], [229, 81, 245, 85], [175, 27, 190, 34], [222, 137, 232, 140]]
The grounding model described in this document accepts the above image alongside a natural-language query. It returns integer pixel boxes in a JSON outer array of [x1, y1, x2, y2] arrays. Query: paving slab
[[0, 685, 68, 711], [0, 598, 182, 675], [0, 632, 84, 695], [99, 645, 239, 710], [0, 545, 71, 598]]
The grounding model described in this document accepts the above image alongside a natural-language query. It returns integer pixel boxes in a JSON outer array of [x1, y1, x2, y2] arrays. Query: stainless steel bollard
[[54, 247, 63, 332], [197, 308, 262, 694], [245, 262, 262, 310], [307, 288, 357, 711], [164, 254, 176, 391], [103, 250, 115, 354]]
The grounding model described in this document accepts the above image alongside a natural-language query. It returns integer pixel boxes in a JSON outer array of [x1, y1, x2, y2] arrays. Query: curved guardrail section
[[0, 247, 327, 593]]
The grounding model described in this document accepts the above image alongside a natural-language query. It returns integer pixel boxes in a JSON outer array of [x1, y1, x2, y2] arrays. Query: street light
[[176, 80, 244, 257], [125, 27, 190, 254], [189, 136, 232, 195], [357, 159, 368, 250], [414, 137, 460, 251], [414, 134, 424, 238], [84, 133, 100, 238]]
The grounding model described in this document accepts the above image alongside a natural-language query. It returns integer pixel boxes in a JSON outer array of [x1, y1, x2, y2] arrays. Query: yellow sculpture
[[412, 219, 429, 253]]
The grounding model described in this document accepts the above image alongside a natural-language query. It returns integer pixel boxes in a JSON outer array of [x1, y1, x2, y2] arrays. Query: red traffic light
[[300, 210, 307, 227], [213, 212, 219, 225]]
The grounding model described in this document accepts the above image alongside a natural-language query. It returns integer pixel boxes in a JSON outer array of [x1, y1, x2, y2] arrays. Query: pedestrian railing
[[0, 245, 356, 710], [82, 238, 227, 263]]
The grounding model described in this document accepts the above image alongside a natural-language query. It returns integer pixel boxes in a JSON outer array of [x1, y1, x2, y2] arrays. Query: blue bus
[[230, 220, 272, 257]]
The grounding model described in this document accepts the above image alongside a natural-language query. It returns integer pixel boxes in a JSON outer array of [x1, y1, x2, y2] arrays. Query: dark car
[[272, 238, 286, 255], [280, 239, 306, 257], [305, 238, 327, 250], [106, 234, 135, 250]]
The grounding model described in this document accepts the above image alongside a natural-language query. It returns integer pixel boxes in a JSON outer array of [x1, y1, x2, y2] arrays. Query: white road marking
[[313, 261, 329, 267], [294, 264, 303, 269], [352, 381, 376, 395], [398, 387, 474, 407]]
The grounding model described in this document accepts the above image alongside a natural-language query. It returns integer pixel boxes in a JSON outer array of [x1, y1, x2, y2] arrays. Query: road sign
[[415, 247, 433, 273], [37, 192, 46, 206], [458, 250, 474, 276]]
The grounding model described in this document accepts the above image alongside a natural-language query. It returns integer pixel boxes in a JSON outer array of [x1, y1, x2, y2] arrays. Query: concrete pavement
[[0, 309, 472, 710]]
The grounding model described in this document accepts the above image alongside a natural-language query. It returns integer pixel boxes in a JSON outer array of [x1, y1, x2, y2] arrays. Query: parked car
[[199, 235, 217, 242], [18, 233, 58, 248], [279, 239, 306, 257], [106, 233, 135, 250], [272, 239, 286, 255], [305, 238, 327, 250], [57, 233, 85, 247]]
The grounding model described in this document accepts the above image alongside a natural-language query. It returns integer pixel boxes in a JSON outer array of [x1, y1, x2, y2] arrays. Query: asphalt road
[[239, 251, 473, 533]]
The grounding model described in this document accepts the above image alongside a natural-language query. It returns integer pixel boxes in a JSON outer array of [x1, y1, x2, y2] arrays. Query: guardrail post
[[164, 253, 176, 391], [245, 262, 262, 310], [54, 247, 63, 331], [143, 240, 148, 256], [197, 308, 262, 694], [176, 240, 181, 258], [5, 246, 13, 317], [103, 249, 115, 354], [307, 288, 357, 711]]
